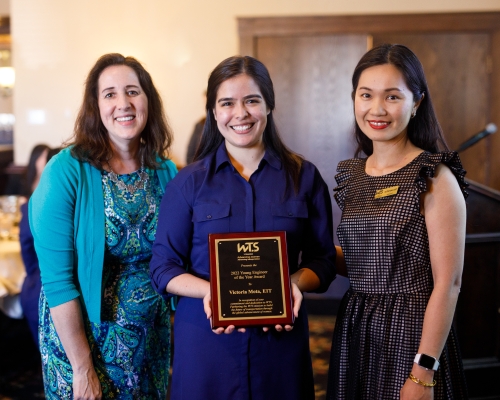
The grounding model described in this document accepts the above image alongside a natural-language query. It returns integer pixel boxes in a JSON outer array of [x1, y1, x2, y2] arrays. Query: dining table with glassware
[[0, 195, 25, 319]]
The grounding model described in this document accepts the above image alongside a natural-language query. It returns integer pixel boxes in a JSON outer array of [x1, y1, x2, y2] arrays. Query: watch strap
[[414, 353, 440, 371]]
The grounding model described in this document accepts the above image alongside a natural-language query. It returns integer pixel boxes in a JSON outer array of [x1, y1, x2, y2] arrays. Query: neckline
[[363, 151, 426, 178], [103, 167, 147, 178]]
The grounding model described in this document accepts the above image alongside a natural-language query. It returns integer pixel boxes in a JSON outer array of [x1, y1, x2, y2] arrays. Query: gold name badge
[[374, 186, 399, 199]]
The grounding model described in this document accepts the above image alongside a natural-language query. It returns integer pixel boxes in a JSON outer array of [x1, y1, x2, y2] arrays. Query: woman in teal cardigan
[[30, 53, 177, 400]]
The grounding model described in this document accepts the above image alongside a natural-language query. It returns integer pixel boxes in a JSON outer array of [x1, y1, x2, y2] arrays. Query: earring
[[411, 110, 417, 119]]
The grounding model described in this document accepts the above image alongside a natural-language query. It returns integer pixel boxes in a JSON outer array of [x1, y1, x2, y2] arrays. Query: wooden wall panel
[[239, 13, 500, 38], [491, 31, 500, 191], [256, 35, 367, 231], [458, 182, 500, 359], [239, 35, 254, 57], [373, 33, 491, 185], [459, 241, 500, 358]]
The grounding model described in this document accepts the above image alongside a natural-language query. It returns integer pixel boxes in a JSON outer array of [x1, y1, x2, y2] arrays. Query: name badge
[[374, 186, 399, 199]]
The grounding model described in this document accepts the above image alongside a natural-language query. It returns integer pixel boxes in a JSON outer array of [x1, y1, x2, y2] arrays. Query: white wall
[[10, 0, 500, 165], [0, 0, 11, 116]]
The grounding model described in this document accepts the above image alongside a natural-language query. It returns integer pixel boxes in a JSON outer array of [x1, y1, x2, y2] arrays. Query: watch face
[[419, 354, 436, 369]]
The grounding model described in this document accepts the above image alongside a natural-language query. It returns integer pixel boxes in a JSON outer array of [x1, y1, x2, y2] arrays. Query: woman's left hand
[[203, 290, 246, 334], [262, 282, 302, 332], [400, 378, 434, 400], [400, 366, 435, 400]]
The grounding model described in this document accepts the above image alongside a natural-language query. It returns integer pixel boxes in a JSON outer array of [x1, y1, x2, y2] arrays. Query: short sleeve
[[415, 151, 468, 199], [333, 158, 364, 211]]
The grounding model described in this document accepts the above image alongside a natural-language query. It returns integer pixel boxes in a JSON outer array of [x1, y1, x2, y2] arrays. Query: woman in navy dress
[[150, 56, 336, 400]]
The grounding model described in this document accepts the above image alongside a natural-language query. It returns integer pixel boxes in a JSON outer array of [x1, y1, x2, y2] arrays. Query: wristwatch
[[414, 353, 440, 371]]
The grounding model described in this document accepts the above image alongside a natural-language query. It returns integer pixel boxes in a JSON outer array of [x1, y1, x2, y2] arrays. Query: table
[[0, 239, 25, 319]]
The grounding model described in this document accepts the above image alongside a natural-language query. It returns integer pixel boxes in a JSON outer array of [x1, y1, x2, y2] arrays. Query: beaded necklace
[[106, 163, 149, 195]]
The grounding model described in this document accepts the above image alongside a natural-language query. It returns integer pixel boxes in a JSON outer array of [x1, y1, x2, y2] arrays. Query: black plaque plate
[[209, 231, 293, 328]]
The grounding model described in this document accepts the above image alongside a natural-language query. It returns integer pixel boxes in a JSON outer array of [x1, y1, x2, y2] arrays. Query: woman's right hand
[[73, 365, 102, 400], [48, 300, 102, 400]]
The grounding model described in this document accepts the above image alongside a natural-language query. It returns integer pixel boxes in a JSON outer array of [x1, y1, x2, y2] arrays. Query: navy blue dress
[[151, 143, 336, 400], [19, 201, 41, 346]]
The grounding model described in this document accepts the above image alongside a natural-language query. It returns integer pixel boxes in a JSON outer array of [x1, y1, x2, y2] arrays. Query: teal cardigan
[[29, 147, 177, 323]]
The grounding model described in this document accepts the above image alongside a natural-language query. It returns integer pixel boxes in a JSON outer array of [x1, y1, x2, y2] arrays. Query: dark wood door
[[256, 34, 367, 227], [256, 34, 368, 299]]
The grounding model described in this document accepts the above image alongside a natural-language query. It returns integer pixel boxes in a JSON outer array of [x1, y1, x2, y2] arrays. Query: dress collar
[[214, 142, 282, 173]]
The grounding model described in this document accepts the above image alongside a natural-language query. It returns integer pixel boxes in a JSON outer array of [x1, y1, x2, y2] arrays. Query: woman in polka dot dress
[[327, 44, 468, 399]]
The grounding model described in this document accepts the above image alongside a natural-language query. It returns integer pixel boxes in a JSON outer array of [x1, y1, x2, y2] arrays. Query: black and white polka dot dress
[[327, 151, 469, 399]]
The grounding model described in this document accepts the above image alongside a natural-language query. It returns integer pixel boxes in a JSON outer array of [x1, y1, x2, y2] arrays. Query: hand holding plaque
[[209, 231, 294, 329]]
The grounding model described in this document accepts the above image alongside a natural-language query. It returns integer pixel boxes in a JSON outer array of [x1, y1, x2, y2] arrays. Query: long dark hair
[[23, 144, 50, 197], [194, 56, 303, 192], [352, 44, 448, 157], [68, 53, 173, 169]]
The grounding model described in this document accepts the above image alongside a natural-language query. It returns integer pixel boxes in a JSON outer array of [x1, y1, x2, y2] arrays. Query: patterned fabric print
[[103, 169, 161, 265], [39, 168, 170, 400], [327, 152, 468, 400], [39, 291, 73, 400]]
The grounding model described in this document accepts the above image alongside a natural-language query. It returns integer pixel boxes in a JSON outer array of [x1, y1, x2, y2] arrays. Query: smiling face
[[97, 65, 148, 148], [354, 63, 421, 146], [213, 74, 269, 153]]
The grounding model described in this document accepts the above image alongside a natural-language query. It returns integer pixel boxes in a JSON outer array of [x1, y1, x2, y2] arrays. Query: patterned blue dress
[[39, 167, 170, 399]]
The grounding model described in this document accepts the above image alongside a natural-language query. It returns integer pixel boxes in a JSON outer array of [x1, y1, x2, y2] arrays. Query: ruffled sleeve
[[415, 151, 468, 199], [333, 158, 364, 210]]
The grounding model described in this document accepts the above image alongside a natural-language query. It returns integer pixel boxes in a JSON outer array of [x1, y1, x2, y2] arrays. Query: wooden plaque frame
[[209, 231, 293, 328]]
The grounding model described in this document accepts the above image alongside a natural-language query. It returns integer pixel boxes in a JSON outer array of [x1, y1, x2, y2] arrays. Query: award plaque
[[209, 231, 293, 329]]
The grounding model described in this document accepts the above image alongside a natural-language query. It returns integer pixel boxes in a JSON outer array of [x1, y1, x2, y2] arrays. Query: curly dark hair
[[195, 55, 303, 193], [68, 53, 173, 169], [352, 44, 448, 157]]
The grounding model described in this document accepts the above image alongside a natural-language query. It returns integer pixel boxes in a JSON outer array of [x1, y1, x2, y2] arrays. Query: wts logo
[[237, 242, 260, 252]]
